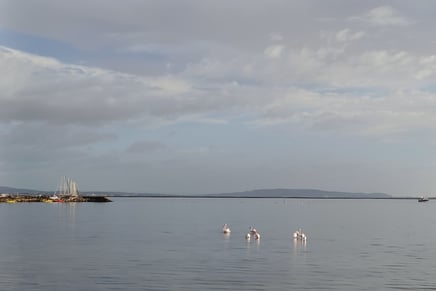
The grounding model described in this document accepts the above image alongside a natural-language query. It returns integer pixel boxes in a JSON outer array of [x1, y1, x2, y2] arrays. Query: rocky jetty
[[0, 194, 111, 203]]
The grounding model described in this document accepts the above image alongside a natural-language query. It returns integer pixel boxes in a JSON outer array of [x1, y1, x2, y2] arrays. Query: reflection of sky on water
[[1, 199, 436, 290]]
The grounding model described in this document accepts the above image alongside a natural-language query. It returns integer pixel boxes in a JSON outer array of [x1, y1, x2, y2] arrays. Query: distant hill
[[0, 186, 42, 194], [0, 186, 392, 198]]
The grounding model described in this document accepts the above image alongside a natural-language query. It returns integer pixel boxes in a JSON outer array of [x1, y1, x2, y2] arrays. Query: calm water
[[0, 198, 436, 290]]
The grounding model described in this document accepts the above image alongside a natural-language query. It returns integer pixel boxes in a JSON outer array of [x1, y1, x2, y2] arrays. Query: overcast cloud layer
[[1, 1, 436, 195]]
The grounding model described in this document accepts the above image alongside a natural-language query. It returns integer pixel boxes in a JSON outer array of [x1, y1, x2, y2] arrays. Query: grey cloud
[[4, 0, 436, 194], [2, 1, 434, 73], [4, 39, 436, 140], [0, 0, 380, 53], [126, 140, 166, 154], [350, 6, 412, 27], [0, 123, 117, 178], [2, 123, 116, 149], [0, 47, 199, 125], [0, 46, 279, 128]]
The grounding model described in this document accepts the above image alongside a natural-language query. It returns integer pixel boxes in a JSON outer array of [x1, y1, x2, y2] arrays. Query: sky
[[1, 1, 436, 195]]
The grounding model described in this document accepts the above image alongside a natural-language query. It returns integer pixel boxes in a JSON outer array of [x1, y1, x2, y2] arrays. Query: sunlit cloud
[[350, 5, 412, 27]]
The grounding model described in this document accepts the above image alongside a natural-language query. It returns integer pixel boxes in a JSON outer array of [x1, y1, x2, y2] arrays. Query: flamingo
[[293, 228, 307, 241], [249, 226, 257, 235], [248, 226, 260, 240], [222, 224, 231, 234]]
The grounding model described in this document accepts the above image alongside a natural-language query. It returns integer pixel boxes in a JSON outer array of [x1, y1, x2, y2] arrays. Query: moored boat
[[418, 196, 429, 202]]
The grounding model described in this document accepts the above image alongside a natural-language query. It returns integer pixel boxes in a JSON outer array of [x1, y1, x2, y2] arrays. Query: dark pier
[[0, 194, 112, 203]]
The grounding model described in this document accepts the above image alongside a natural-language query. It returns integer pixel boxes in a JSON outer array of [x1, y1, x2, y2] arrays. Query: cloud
[[0, 45, 204, 126], [3, 42, 436, 150], [252, 86, 436, 140], [335, 28, 366, 42], [350, 5, 412, 27], [270, 33, 284, 42], [261, 45, 436, 89], [126, 140, 166, 154], [2, 123, 116, 150], [3, 2, 436, 194], [0, 6, 435, 142], [264, 45, 285, 59]]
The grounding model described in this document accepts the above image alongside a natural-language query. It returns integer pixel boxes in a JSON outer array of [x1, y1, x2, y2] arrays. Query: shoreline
[[108, 195, 424, 200]]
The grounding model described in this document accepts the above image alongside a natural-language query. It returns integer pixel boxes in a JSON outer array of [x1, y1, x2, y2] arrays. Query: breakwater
[[0, 195, 111, 203]]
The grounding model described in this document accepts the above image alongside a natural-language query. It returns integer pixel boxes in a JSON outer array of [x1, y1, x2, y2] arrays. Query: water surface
[[0, 198, 435, 290]]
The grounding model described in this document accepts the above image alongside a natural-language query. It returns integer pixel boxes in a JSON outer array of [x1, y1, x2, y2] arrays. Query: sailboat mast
[[62, 176, 66, 196], [56, 176, 81, 199], [65, 176, 68, 196]]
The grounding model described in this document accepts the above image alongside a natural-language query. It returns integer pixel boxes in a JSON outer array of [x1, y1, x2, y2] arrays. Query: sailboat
[[53, 176, 82, 202]]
